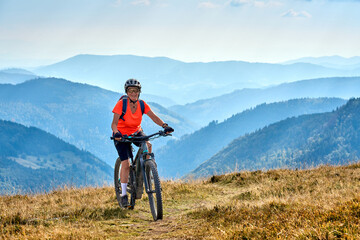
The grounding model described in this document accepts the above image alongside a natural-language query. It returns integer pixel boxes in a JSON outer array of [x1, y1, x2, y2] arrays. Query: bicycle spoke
[[145, 160, 163, 221]]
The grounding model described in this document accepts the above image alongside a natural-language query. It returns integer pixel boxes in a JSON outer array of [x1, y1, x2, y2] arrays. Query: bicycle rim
[[145, 160, 163, 220], [114, 158, 123, 208], [114, 158, 136, 209], [128, 168, 136, 209]]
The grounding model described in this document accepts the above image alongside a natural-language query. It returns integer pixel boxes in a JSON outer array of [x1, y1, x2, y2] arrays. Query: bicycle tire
[[145, 160, 163, 220], [114, 157, 136, 209], [114, 157, 123, 208], [128, 167, 136, 209]]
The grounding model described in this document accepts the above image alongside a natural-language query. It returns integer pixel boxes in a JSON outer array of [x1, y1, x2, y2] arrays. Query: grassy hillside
[[1, 163, 359, 239]]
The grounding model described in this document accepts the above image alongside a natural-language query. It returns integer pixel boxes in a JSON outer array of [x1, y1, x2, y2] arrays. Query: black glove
[[113, 132, 122, 138], [163, 126, 174, 134]]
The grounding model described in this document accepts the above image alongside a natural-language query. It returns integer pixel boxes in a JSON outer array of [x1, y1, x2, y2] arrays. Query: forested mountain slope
[[157, 98, 346, 178], [189, 98, 360, 178], [171, 76, 360, 126], [0, 78, 196, 166], [0, 120, 112, 194]]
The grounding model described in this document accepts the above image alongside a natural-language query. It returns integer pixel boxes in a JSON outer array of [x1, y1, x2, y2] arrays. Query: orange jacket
[[112, 99, 151, 135]]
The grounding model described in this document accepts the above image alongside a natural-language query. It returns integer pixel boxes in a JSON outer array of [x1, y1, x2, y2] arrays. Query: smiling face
[[126, 87, 140, 101]]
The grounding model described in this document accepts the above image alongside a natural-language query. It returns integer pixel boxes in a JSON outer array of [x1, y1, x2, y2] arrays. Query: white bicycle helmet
[[124, 79, 141, 92]]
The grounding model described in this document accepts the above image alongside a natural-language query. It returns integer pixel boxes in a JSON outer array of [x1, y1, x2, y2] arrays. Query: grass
[[1, 163, 360, 239]]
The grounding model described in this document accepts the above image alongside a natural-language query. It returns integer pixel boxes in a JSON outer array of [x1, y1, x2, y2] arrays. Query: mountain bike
[[111, 130, 170, 221]]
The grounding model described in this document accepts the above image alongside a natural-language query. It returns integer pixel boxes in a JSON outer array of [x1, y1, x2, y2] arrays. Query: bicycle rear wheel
[[145, 160, 163, 220], [114, 158, 136, 209]]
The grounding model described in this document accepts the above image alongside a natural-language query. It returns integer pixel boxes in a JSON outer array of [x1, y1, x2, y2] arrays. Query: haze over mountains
[[188, 98, 360, 178], [171, 77, 360, 126], [0, 68, 37, 84], [2, 54, 360, 191], [33, 54, 360, 104], [0, 120, 112, 194], [0, 78, 196, 167], [283, 56, 360, 70], [157, 98, 346, 178]]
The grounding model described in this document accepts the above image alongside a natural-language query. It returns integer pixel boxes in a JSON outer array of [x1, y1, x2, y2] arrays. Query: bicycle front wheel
[[145, 160, 163, 220]]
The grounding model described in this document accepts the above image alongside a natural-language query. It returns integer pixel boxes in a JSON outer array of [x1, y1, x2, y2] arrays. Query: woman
[[111, 78, 174, 208]]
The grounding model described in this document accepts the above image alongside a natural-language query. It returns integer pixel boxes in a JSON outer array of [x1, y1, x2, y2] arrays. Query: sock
[[121, 183, 127, 196]]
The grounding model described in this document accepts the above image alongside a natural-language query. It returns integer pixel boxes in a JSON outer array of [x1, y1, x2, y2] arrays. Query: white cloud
[[229, 0, 282, 8], [131, 0, 150, 6], [282, 9, 312, 18], [229, 0, 250, 7], [199, 2, 221, 9], [254, 1, 282, 8]]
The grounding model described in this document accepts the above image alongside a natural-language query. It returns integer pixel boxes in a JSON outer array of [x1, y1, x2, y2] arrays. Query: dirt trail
[[127, 183, 241, 239]]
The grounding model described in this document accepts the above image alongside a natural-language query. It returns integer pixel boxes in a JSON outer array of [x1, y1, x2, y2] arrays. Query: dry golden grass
[[1, 163, 360, 239], [190, 163, 360, 239]]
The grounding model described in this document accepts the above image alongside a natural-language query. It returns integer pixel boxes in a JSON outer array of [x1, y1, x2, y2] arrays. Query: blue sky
[[0, 0, 360, 68]]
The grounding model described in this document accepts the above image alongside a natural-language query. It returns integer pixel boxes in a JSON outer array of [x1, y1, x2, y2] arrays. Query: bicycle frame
[[112, 130, 170, 219], [139, 142, 154, 195], [125, 135, 159, 199]]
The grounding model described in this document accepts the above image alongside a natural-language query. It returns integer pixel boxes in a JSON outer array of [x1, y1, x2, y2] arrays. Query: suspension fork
[[140, 143, 155, 194]]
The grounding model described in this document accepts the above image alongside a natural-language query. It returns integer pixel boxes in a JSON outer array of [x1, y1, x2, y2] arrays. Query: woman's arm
[[111, 113, 121, 133], [146, 109, 165, 127]]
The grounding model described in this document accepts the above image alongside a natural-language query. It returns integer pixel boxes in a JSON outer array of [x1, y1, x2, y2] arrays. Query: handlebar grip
[[110, 136, 123, 141]]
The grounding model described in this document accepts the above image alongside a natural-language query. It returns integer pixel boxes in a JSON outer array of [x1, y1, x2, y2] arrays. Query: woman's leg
[[120, 159, 130, 196], [146, 141, 152, 159]]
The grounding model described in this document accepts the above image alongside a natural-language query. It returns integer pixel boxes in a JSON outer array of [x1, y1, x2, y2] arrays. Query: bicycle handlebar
[[110, 130, 171, 142]]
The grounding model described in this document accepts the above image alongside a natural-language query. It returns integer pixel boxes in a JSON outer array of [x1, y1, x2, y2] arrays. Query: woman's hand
[[163, 126, 174, 134]]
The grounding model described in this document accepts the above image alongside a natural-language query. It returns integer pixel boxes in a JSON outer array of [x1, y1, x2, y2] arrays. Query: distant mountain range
[[171, 76, 360, 126], [0, 120, 112, 194], [157, 98, 346, 178], [0, 78, 196, 167], [33, 54, 360, 104], [0, 68, 37, 84], [188, 98, 360, 178], [283, 56, 360, 70]]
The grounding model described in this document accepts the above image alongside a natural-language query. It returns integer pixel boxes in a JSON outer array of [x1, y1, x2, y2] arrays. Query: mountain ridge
[[188, 98, 360, 178], [34, 54, 360, 104], [157, 97, 346, 178], [170, 76, 360, 126], [0, 68, 37, 84], [0, 120, 112, 194], [0, 77, 196, 166], [282, 56, 360, 69]]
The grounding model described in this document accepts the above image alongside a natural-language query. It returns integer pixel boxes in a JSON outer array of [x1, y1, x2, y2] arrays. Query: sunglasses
[[127, 89, 140, 94]]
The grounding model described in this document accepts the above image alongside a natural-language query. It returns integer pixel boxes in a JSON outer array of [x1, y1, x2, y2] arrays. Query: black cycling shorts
[[114, 131, 146, 161]]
